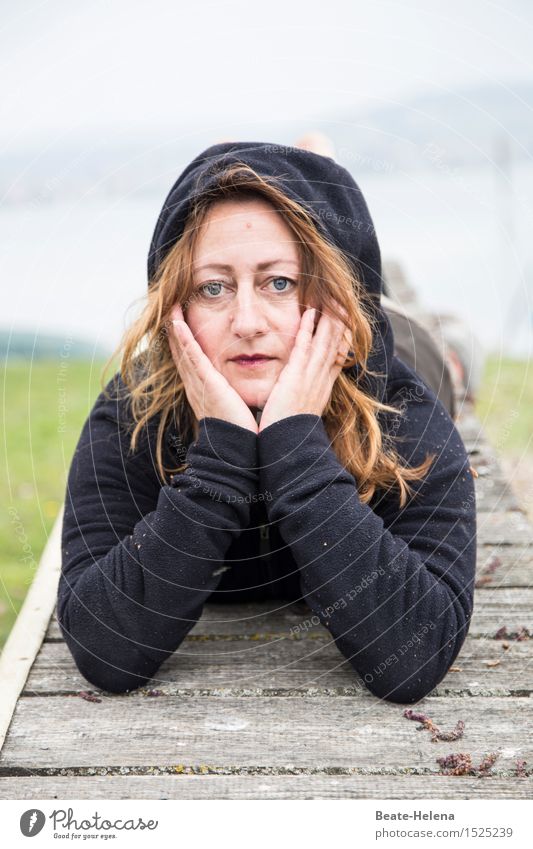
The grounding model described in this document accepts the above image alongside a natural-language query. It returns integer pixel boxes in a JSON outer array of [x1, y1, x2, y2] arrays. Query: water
[[1, 161, 532, 359]]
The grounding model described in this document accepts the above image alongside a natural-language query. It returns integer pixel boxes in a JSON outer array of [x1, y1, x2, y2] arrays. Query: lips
[[230, 354, 273, 361], [230, 355, 275, 368]]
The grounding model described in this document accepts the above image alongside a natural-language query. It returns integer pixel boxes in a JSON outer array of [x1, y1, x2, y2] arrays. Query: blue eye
[[270, 276, 295, 292], [199, 281, 225, 298], [197, 277, 296, 299]]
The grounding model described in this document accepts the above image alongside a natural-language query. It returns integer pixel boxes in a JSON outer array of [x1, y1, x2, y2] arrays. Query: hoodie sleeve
[[58, 401, 258, 694], [257, 387, 477, 704]]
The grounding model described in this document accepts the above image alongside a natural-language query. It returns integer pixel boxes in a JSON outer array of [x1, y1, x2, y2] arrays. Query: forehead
[[200, 197, 290, 232], [193, 197, 300, 266]]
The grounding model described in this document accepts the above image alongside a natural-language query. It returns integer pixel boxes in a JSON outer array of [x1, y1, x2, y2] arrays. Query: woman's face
[[184, 197, 304, 414]]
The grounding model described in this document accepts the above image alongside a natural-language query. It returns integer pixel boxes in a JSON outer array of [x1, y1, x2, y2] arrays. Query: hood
[[147, 141, 394, 403]]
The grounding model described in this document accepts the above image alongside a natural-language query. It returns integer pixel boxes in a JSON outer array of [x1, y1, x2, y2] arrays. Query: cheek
[[280, 311, 303, 354], [186, 311, 223, 364]]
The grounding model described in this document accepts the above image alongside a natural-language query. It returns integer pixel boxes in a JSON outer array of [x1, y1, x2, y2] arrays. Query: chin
[[232, 378, 273, 410]]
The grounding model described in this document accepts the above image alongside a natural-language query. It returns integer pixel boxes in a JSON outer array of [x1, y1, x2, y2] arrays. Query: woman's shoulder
[[89, 370, 132, 423], [89, 367, 160, 433], [77, 370, 163, 466]]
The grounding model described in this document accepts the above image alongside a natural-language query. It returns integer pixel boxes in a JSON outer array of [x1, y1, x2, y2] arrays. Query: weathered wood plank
[[0, 773, 530, 800], [463, 438, 490, 453], [0, 695, 530, 771], [476, 513, 533, 545], [465, 439, 501, 460], [44, 587, 533, 643], [455, 405, 483, 426], [468, 445, 506, 466], [474, 545, 533, 587], [474, 477, 521, 512], [467, 588, 533, 634], [23, 634, 533, 697], [465, 446, 526, 516], [0, 507, 64, 752], [467, 453, 530, 515]]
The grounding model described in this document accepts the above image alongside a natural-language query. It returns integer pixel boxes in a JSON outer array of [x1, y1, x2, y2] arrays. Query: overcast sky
[[2, 0, 533, 151]]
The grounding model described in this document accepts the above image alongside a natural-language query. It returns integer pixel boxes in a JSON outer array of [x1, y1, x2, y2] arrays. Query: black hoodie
[[58, 141, 477, 703]]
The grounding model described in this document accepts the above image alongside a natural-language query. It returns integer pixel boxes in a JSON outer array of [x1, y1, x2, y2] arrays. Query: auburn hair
[[101, 162, 435, 506]]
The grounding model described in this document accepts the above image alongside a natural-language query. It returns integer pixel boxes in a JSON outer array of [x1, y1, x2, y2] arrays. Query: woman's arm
[[257, 382, 476, 704], [58, 385, 258, 694]]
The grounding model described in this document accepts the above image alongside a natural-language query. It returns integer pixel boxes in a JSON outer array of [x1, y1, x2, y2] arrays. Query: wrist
[[194, 417, 258, 464]]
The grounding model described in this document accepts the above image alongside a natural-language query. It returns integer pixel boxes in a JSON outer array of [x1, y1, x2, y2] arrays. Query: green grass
[[1, 358, 117, 648], [475, 356, 533, 457], [1, 354, 531, 651]]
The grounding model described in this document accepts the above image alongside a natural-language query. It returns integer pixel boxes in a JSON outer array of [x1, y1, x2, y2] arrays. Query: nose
[[230, 287, 270, 339]]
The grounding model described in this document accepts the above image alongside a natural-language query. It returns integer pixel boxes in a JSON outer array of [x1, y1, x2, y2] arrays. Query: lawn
[[1, 358, 115, 648], [1, 355, 532, 650], [475, 357, 533, 456]]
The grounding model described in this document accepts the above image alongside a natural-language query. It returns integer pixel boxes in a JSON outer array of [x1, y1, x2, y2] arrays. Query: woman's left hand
[[258, 307, 352, 432]]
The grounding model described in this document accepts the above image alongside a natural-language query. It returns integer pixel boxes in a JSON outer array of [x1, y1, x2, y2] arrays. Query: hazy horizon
[[2, 1, 532, 361]]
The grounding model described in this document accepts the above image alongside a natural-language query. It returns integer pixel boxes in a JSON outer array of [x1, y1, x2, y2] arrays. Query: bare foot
[[294, 131, 336, 159]]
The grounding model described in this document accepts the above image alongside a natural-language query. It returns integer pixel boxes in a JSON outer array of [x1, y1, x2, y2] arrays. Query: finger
[[166, 305, 184, 351], [334, 345, 351, 368], [314, 308, 347, 342], [331, 311, 351, 345], [169, 326, 213, 416], [328, 312, 352, 359], [170, 302, 185, 322], [167, 311, 199, 377], [171, 319, 219, 382], [290, 307, 316, 359], [293, 307, 316, 347], [167, 323, 191, 378], [310, 310, 348, 367], [336, 331, 354, 369], [171, 320, 196, 368]]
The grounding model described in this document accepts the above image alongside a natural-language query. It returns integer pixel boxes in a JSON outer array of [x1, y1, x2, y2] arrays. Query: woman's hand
[[167, 304, 259, 434], [258, 307, 351, 432]]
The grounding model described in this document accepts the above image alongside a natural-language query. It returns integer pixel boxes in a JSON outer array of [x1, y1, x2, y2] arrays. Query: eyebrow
[[193, 259, 299, 272]]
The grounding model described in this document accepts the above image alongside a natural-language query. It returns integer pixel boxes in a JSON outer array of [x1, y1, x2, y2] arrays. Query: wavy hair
[[101, 162, 435, 506]]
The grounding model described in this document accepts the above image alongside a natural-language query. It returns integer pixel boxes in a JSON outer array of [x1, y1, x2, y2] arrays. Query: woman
[[58, 141, 477, 703]]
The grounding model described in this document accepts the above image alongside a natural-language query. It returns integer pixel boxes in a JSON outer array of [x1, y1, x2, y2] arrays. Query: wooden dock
[[1, 400, 532, 799]]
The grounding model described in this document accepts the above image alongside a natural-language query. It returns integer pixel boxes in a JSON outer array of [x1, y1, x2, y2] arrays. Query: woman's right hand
[[167, 303, 259, 434]]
